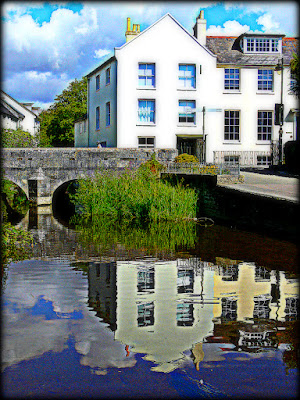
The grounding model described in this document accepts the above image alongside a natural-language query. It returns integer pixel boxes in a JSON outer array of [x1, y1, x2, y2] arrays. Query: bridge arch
[[52, 179, 78, 223], [2, 172, 29, 200]]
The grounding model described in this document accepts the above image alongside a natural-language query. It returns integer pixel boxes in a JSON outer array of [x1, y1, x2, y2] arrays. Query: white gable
[[115, 13, 216, 59]]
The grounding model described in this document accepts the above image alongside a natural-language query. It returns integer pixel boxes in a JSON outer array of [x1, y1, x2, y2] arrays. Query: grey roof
[[1, 98, 25, 120], [85, 55, 116, 78], [206, 36, 298, 66]]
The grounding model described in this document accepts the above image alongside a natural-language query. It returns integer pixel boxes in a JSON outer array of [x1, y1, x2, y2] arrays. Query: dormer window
[[239, 35, 283, 54]]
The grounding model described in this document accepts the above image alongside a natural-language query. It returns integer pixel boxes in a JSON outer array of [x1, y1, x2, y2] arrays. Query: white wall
[[115, 15, 218, 150], [1, 115, 19, 130], [1, 92, 39, 136], [205, 66, 298, 163]]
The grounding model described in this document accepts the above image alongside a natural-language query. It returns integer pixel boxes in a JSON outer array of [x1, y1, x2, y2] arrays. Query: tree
[[39, 76, 87, 147], [290, 52, 299, 97]]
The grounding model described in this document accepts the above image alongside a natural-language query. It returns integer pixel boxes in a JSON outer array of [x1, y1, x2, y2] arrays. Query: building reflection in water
[[85, 257, 298, 373]]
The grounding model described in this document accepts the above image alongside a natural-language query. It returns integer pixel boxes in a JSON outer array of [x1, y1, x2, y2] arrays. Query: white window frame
[[224, 110, 240, 141], [257, 111, 273, 141], [243, 37, 281, 54], [258, 69, 273, 91], [138, 63, 155, 88], [224, 68, 240, 91], [138, 136, 155, 148], [257, 155, 272, 165], [178, 100, 196, 125], [137, 99, 155, 125], [178, 64, 196, 89]]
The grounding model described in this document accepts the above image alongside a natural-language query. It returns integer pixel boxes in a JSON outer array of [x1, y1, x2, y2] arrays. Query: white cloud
[[94, 49, 111, 59], [206, 20, 250, 36], [256, 12, 280, 32]]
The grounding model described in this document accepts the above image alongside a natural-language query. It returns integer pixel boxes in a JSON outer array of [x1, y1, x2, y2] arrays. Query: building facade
[[1, 90, 40, 136], [80, 12, 298, 167]]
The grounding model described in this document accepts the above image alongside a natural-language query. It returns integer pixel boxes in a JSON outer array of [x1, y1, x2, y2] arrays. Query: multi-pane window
[[257, 111, 272, 140], [179, 100, 196, 124], [138, 100, 155, 124], [96, 106, 100, 130], [137, 302, 154, 327], [178, 64, 196, 89], [106, 102, 110, 126], [224, 68, 240, 90], [245, 37, 279, 53], [96, 75, 100, 90], [257, 155, 272, 165], [224, 110, 240, 141], [138, 137, 155, 148], [258, 69, 273, 91], [224, 155, 240, 164], [106, 67, 110, 85], [177, 303, 194, 326], [138, 63, 155, 88]]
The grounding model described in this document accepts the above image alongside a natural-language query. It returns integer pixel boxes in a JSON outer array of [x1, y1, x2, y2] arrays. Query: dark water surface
[[2, 210, 299, 399]]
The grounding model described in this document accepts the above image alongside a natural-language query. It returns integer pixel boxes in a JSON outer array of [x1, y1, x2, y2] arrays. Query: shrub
[[70, 166, 197, 224], [1, 128, 36, 148], [175, 153, 199, 163]]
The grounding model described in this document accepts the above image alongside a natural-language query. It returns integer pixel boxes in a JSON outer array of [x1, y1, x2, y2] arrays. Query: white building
[[1, 90, 40, 136], [80, 12, 298, 167]]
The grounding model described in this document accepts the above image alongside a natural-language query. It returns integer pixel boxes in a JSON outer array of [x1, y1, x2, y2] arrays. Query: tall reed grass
[[70, 165, 197, 224]]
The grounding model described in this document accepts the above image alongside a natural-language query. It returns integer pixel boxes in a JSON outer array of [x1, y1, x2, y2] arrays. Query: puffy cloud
[[206, 20, 250, 36], [94, 49, 111, 59], [256, 13, 280, 32]]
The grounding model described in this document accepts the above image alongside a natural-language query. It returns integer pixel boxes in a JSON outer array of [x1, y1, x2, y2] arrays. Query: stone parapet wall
[[217, 175, 244, 185], [2, 148, 178, 169]]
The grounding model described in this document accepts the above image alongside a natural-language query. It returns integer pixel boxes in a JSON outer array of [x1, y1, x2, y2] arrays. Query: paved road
[[218, 171, 299, 203]]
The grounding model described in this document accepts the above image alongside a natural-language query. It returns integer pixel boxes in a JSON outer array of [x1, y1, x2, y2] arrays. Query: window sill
[[136, 123, 156, 126], [137, 87, 156, 90], [223, 90, 241, 94], [222, 141, 241, 145], [256, 91, 274, 95], [256, 141, 271, 145], [177, 123, 197, 127], [177, 88, 197, 91]]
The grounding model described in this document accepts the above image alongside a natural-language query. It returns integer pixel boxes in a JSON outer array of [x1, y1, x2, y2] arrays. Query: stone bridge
[[2, 148, 177, 206]]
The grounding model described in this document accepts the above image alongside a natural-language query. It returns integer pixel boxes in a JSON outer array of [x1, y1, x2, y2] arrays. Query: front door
[[177, 137, 204, 162]]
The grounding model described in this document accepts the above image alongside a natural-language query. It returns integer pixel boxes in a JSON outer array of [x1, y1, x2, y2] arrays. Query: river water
[[2, 209, 299, 399]]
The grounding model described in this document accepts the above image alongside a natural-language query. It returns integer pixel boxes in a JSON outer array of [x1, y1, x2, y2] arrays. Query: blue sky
[[2, 1, 298, 109]]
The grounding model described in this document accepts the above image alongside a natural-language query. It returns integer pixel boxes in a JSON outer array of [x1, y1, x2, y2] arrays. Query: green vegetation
[[1, 128, 36, 148], [1, 223, 33, 288], [70, 161, 197, 224], [75, 219, 197, 255], [290, 52, 299, 97], [39, 76, 87, 147], [1, 180, 29, 221], [175, 153, 199, 163]]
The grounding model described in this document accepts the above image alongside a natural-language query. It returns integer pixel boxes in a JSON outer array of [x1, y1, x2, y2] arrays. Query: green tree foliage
[[1, 180, 29, 221], [1, 128, 36, 148], [290, 52, 299, 97], [39, 77, 87, 147]]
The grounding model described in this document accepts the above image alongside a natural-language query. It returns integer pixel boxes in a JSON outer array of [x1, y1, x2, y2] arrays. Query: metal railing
[[162, 162, 240, 176]]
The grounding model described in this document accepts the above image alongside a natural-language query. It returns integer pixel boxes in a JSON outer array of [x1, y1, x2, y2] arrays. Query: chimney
[[125, 18, 140, 42], [193, 10, 206, 46]]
